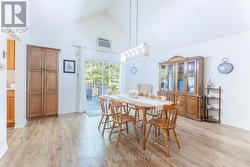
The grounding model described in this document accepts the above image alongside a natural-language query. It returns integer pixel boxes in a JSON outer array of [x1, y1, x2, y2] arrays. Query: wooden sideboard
[[157, 56, 205, 121]]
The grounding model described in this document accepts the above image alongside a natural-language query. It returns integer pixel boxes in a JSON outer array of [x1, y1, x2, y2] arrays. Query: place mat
[[107, 94, 173, 111]]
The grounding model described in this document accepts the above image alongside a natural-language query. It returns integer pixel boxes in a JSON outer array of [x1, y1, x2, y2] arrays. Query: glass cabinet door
[[160, 65, 167, 90], [187, 61, 196, 93], [167, 64, 174, 91], [177, 63, 185, 92]]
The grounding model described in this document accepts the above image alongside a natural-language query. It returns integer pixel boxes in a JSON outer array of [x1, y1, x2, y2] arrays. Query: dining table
[[105, 94, 173, 149]]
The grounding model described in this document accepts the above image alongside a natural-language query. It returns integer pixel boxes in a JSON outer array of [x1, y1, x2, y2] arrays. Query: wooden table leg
[[143, 108, 147, 150]]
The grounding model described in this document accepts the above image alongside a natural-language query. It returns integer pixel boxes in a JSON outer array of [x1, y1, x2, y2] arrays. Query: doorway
[[6, 38, 15, 129], [84, 60, 120, 114]]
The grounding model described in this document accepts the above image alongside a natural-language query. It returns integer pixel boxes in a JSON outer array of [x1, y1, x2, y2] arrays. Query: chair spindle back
[[109, 100, 126, 123], [98, 96, 109, 115], [162, 104, 178, 128]]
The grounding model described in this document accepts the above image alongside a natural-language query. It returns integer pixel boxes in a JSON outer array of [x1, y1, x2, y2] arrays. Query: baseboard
[[14, 121, 27, 129], [0, 144, 8, 159]]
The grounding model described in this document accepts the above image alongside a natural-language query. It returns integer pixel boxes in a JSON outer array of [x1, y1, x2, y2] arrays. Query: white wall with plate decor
[[125, 31, 250, 131]]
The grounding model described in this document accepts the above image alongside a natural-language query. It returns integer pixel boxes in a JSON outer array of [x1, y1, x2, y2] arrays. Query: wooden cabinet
[[7, 39, 15, 70], [158, 56, 205, 121], [186, 96, 199, 119], [27, 45, 60, 119], [176, 94, 186, 116], [7, 90, 15, 127]]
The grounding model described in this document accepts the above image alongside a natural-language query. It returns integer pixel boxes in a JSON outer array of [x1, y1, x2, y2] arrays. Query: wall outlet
[[0, 63, 5, 71]]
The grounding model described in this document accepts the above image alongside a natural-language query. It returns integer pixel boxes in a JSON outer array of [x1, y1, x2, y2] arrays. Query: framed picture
[[63, 60, 75, 73]]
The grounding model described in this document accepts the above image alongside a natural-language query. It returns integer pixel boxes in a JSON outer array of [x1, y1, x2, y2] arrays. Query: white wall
[[125, 31, 250, 131], [0, 34, 7, 157], [12, 0, 126, 117]]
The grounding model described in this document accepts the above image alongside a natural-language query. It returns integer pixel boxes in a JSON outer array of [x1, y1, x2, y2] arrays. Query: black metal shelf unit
[[204, 87, 221, 123]]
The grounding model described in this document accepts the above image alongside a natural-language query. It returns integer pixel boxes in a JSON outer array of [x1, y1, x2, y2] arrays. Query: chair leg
[[102, 115, 109, 136], [126, 123, 129, 135], [98, 115, 104, 130], [146, 124, 153, 146], [140, 121, 144, 130], [157, 127, 161, 144], [163, 129, 170, 156], [154, 126, 157, 138], [173, 128, 180, 149], [116, 124, 122, 148], [109, 122, 115, 143], [167, 130, 170, 138], [132, 121, 139, 142]]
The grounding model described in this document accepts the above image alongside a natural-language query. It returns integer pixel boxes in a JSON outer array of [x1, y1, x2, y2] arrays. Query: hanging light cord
[[129, 0, 132, 49], [136, 0, 139, 46]]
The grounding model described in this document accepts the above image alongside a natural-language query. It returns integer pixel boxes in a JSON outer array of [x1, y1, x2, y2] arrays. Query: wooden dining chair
[[98, 96, 113, 136], [109, 100, 139, 148], [140, 95, 167, 130], [145, 104, 180, 156]]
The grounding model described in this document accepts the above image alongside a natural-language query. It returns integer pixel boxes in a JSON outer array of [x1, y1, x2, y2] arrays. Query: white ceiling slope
[[28, 0, 250, 54], [108, 0, 250, 54]]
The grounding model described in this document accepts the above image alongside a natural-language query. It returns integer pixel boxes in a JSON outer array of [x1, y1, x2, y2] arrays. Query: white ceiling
[[29, 0, 250, 54], [108, 0, 250, 54]]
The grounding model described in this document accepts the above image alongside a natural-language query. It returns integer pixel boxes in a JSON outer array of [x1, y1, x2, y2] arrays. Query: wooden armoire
[[157, 56, 205, 121], [27, 45, 60, 119]]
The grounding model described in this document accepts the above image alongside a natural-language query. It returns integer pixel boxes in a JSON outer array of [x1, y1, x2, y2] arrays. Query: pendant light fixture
[[121, 0, 149, 62]]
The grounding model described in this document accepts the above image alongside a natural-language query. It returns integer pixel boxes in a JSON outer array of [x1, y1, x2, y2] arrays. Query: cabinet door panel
[[29, 71, 43, 93], [44, 71, 58, 115], [176, 95, 186, 115], [44, 94, 57, 116], [187, 61, 197, 94], [7, 96, 15, 127], [187, 97, 198, 118], [44, 49, 59, 70], [28, 94, 43, 117], [160, 65, 167, 90], [44, 71, 57, 93], [176, 63, 185, 92], [28, 46, 43, 70], [167, 64, 175, 91], [28, 71, 43, 118]]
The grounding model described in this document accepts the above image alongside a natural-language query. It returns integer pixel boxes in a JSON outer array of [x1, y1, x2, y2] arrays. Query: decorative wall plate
[[218, 58, 233, 74], [130, 66, 138, 74]]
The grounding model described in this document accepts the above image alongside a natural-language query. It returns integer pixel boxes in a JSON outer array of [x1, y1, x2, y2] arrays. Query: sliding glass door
[[84, 61, 103, 112], [84, 60, 120, 112], [103, 63, 120, 94]]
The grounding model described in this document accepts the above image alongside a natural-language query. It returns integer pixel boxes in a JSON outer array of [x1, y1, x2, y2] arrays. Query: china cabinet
[[158, 56, 205, 121]]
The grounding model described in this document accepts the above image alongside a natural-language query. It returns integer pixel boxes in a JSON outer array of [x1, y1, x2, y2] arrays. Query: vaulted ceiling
[[29, 0, 250, 54]]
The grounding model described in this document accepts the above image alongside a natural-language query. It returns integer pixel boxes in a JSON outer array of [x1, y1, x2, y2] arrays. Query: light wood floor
[[1, 113, 250, 167]]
